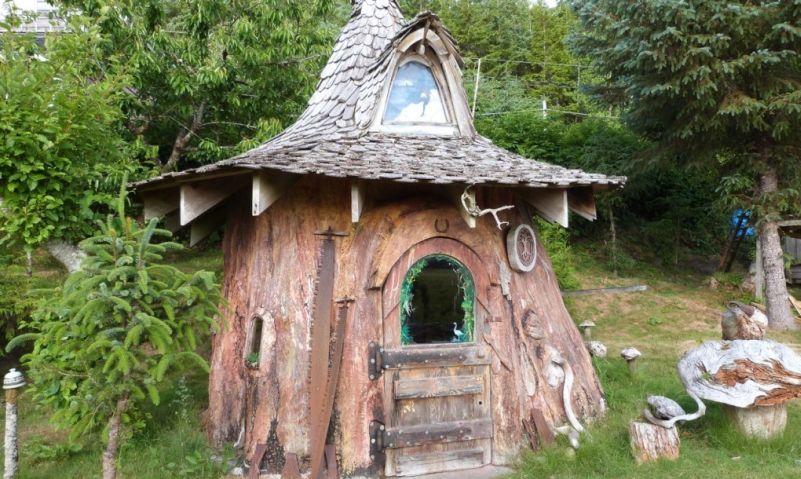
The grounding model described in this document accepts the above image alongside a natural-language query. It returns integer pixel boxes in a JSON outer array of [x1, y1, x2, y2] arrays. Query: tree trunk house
[[135, 1, 625, 477]]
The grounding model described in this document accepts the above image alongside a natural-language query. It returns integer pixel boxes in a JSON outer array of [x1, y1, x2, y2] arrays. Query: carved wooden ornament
[[506, 224, 537, 272]]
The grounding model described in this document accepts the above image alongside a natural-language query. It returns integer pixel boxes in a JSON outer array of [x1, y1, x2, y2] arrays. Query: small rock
[[229, 466, 244, 476], [707, 276, 720, 290], [587, 341, 607, 358], [563, 447, 576, 459]]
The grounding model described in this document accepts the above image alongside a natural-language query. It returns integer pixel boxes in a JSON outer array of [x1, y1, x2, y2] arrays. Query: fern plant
[[8, 185, 220, 479]]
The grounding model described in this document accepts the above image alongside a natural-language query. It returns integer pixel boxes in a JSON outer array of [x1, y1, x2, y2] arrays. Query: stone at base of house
[[725, 404, 787, 440]]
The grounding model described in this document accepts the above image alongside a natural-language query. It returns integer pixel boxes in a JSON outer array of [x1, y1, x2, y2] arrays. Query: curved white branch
[[643, 390, 706, 429], [460, 185, 515, 229], [551, 352, 585, 438]]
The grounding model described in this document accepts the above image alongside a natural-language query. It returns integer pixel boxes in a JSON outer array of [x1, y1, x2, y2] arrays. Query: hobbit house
[[135, 0, 625, 477]]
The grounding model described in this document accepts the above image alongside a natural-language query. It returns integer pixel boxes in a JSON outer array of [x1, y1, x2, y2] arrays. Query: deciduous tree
[[55, 0, 339, 172], [0, 13, 137, 271]]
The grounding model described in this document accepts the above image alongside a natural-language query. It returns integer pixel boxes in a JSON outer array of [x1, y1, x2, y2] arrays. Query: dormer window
[[383, 61, 448, 124], [372, 29, 475, 137]]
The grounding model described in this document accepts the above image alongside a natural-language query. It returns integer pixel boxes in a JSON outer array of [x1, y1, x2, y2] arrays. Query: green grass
[[0, 246, 228, 479], [2, 367, 227, 478], [4, 242, 801, 478], [512, 243, 801, 479]]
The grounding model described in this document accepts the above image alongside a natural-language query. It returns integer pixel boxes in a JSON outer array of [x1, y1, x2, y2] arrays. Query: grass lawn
[[2, 244, 800, 478], [511, 245, 801, 479]]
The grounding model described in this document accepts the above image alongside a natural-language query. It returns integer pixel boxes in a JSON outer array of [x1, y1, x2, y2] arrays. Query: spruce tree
[[571, 0, 801, 329], [9, 186, 221, 479]]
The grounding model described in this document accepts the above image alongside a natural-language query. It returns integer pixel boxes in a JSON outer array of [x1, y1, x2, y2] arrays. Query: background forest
[[1, 0, 801, 477]]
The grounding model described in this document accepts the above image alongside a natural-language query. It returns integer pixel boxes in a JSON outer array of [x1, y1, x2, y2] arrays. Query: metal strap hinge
[[367, 341, 384, 380]]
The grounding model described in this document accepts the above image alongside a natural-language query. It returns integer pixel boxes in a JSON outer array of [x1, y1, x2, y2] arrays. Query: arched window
[[383, 61, 448, 124], [399, 255, 475, 345]]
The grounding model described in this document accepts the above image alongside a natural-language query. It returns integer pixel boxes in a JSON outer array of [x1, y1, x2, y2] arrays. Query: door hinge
[[369, 420, 387, 464], [368, 341, 384, 380]]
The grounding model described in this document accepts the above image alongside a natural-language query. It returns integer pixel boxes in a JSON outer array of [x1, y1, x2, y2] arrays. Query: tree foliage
[[401, 0, 595, 113], [55, 0, 341, 172], [570, 0, 801, 219], [570, 0, 801, 328], [0, 12, 136, 253], [9, 186, 220, 472]]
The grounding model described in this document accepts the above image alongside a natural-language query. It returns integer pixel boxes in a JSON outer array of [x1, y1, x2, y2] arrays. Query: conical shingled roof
[[137, 0, 625, 190]]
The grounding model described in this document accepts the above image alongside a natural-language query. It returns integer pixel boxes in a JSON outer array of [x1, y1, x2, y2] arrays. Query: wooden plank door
[[381, 344, 493, 476], [380, 239, 495, 476]]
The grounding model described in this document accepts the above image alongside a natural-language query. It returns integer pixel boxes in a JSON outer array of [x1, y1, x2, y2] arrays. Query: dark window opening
[[400, 255, 475, 345], [247, 316, 263, 365]]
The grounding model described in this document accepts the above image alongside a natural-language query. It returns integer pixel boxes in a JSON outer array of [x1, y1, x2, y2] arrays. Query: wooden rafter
[[180, 176, 248, 226], [189, 205, 227, 247], [252, 173, 296, 217], [142, 189, 179, 220], [523, 188, 568, 227], [568, 187, 597, 221]]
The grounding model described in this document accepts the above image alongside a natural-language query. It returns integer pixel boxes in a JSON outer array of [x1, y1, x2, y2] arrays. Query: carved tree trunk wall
[[205, 177, 605, 476]]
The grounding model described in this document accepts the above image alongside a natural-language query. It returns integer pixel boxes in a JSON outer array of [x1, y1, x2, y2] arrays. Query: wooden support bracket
[[523, 188, 568, 227], [163, 210, 181, 233], [567, 187, 597, 221], [351, 181, 365, 223], [252, 172, 296, 216], [190, 206, 227, 247], [180, 175, 247, 226], [142, 189, 179, 220]]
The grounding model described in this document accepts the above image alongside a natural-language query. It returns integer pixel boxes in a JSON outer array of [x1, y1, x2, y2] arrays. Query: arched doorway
[[379, 239, 492, 477]]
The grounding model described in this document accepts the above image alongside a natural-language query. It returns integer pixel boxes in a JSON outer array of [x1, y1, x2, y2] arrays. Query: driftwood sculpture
[[643, 392, 706, 429], [586, 341, 607, 358], [460, 185, 515, 230], [549, 351, 585, 449], [721, 302, 767, 340], [678, 340, 801, 438], [621, 347, 641, 374]]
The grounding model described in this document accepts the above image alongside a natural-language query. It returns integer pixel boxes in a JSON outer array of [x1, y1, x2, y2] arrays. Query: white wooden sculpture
[[677, 340, 801, 438]]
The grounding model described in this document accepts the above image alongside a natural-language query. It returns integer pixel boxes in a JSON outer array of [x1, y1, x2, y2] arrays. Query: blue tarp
[[730, 209, 755, 238]]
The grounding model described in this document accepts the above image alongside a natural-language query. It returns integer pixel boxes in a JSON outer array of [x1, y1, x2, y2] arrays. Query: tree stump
[[629, 421, 680, 464], [725, 404, 787, 440]]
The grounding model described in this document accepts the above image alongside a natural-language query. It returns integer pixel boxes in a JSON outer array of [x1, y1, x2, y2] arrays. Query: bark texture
[[102, 397, 128, 479], [759, 168, 795, 330], [629, 421, 680, 464], [206, 177, 605, 476], [724, 404, 787, 439], [163, 103, 205, 172]]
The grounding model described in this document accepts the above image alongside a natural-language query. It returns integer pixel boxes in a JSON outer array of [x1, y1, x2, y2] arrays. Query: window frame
[[399, 254, 476, 347], [375, 53, 459, 136]]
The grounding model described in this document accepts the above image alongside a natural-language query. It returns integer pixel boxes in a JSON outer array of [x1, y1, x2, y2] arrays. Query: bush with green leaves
[[0, 12, 139, 257], [536, 218, 581, 291], [9, 192, 220, 479]]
